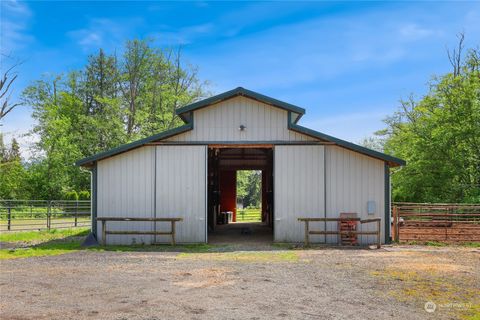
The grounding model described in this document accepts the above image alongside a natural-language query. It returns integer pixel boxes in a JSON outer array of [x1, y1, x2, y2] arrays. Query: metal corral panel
[[325, 146, 385, 244], [274, 145, 325, 242], [155, 145, 207, 243], [97, 146, 155, 245], [167, 96, 315, 142]]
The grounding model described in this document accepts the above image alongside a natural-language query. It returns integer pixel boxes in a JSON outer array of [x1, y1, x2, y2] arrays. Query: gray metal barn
[[77, 87, 405, 245]]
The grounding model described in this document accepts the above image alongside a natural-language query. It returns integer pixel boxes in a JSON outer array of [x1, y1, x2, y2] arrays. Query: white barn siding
[[97, 146, 155, 245], [273, 145, 386, 244], [96, 145, 207, 245], [155, 145, 207, 243], [325, 146, 385, 244], [167, 96, 315, 142], [274, 145, 325, 242]]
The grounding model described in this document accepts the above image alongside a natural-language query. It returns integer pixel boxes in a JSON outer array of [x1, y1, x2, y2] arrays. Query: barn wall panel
[[166, 96, 315, 142], [97, 146, 155, 245], [325, 146, 385, 244], [155, 145, 207, 243], [274, 145, 325, 242]]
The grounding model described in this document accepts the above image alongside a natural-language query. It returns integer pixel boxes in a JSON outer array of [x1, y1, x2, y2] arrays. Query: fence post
[[7, 207, 11, 231], [393, 206, 399, 242], [74, 200, 78, 227], [47, 201, 51, 230]]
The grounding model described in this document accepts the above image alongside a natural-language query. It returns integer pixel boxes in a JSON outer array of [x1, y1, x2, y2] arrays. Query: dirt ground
[[0, 245, 479, 320]]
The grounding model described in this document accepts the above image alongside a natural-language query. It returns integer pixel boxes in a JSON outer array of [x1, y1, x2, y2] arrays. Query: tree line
[[1, 37, 478, 203], [365, 35, 479, 203], [0, 39, 208, 200]]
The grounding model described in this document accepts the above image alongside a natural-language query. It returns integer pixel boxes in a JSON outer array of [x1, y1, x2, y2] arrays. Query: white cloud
[[67, 17, 143, 52], [151, 23, 214, 45], [1, 106, 37, 161], [0, 0, 34, 53], [399, 23, 436, 40]]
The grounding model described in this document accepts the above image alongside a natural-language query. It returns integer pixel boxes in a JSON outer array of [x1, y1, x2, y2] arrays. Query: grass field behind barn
[[236, 208, 261, 222]]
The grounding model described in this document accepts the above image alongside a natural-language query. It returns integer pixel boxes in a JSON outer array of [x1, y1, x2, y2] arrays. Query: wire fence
[[0, 200, 91, 232]]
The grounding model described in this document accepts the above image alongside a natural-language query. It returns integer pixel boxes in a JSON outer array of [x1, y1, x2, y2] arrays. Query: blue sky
[[1, 1, 479, 156]]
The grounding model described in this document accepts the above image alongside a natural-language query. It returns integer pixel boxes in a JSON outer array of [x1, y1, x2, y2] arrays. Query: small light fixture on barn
[[239, 124, 246, 131]]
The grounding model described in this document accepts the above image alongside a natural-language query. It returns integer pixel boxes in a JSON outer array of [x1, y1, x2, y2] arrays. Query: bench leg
[[171, 221, 176, 246], [304, 221, 309, 247], [102, 220, 106, 246]]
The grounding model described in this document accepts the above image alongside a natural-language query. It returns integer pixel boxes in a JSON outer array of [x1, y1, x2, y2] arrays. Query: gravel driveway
[[1, 245, 478, 320]]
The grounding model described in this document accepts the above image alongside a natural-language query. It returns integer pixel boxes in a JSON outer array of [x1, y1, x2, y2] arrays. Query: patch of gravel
[[0, 246, 478, 320]]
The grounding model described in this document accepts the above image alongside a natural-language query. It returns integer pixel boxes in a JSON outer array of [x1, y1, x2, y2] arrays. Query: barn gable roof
[[176, 87, 306, 123], [76, 87, 405, 167]]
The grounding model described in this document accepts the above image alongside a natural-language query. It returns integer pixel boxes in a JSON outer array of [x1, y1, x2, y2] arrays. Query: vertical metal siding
[[274, 145, 325, 242], [97, 146, 155, 245], [167, 96, 315, 142], [325, 146, 385, 244], [155, 145, 207, 243], [96, 145, 207, 245]]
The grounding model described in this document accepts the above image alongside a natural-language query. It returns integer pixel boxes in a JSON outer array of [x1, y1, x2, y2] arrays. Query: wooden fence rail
[[298, 217, 382, 248], [392, 203, 480, 243], [96, 217, 183, 246]]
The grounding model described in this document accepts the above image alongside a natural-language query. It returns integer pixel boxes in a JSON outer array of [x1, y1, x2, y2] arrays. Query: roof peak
[[176, 87, 306, 117]]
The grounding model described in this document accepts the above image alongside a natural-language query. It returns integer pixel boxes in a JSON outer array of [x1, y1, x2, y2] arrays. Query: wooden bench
[[96, 217, 183, 246], [298, 217, 382, 248]]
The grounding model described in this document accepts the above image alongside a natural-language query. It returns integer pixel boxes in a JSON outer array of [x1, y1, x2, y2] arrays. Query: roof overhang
[[286, 112, 405, 167], [75, 123, 193, 167], [76, 87, 405, 168]]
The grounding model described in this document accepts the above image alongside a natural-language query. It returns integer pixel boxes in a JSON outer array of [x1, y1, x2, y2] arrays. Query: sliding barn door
[[274, 145, 325, 242], [155, 145, 207, 243]]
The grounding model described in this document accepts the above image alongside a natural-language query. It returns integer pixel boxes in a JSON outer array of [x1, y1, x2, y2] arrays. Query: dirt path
[[0, 246, 478, 319]]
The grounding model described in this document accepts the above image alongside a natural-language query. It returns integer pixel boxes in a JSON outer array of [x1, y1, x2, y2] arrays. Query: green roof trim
[[76, 87, 405, 167], [287, 112, 406, 166], [176, 87, 306, 120], [75, 123, 193, 166]]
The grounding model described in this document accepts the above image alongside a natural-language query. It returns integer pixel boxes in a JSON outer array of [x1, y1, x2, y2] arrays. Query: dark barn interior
[[207, 146, 274, 243]]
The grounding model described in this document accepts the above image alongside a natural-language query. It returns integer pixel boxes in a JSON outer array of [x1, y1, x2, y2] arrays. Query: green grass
[[0, 242, 82, 260], [0, 228, 224, 260], [402, 241, 480, 248], [177, 251, 299, 263], [0, 217, 90, 231], [236, 208, 261, 222], [0, 228, 89, 243]]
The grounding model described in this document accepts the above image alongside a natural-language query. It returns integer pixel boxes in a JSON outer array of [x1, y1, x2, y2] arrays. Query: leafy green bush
[[64, 191, 78, 201], [78, 191, 90, 200]]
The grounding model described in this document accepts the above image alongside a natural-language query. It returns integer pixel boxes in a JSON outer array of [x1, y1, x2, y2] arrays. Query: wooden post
[[7, 207, 11, 231], [393, 206, 399, 242], [171, 220, 176, 246], [102, 220, 106, 246], [376, 219, 381, 249], [304, 220, 310, 247]]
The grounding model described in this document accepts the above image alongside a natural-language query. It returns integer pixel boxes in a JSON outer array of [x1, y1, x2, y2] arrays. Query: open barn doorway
[[207, 146, 274, 244]]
